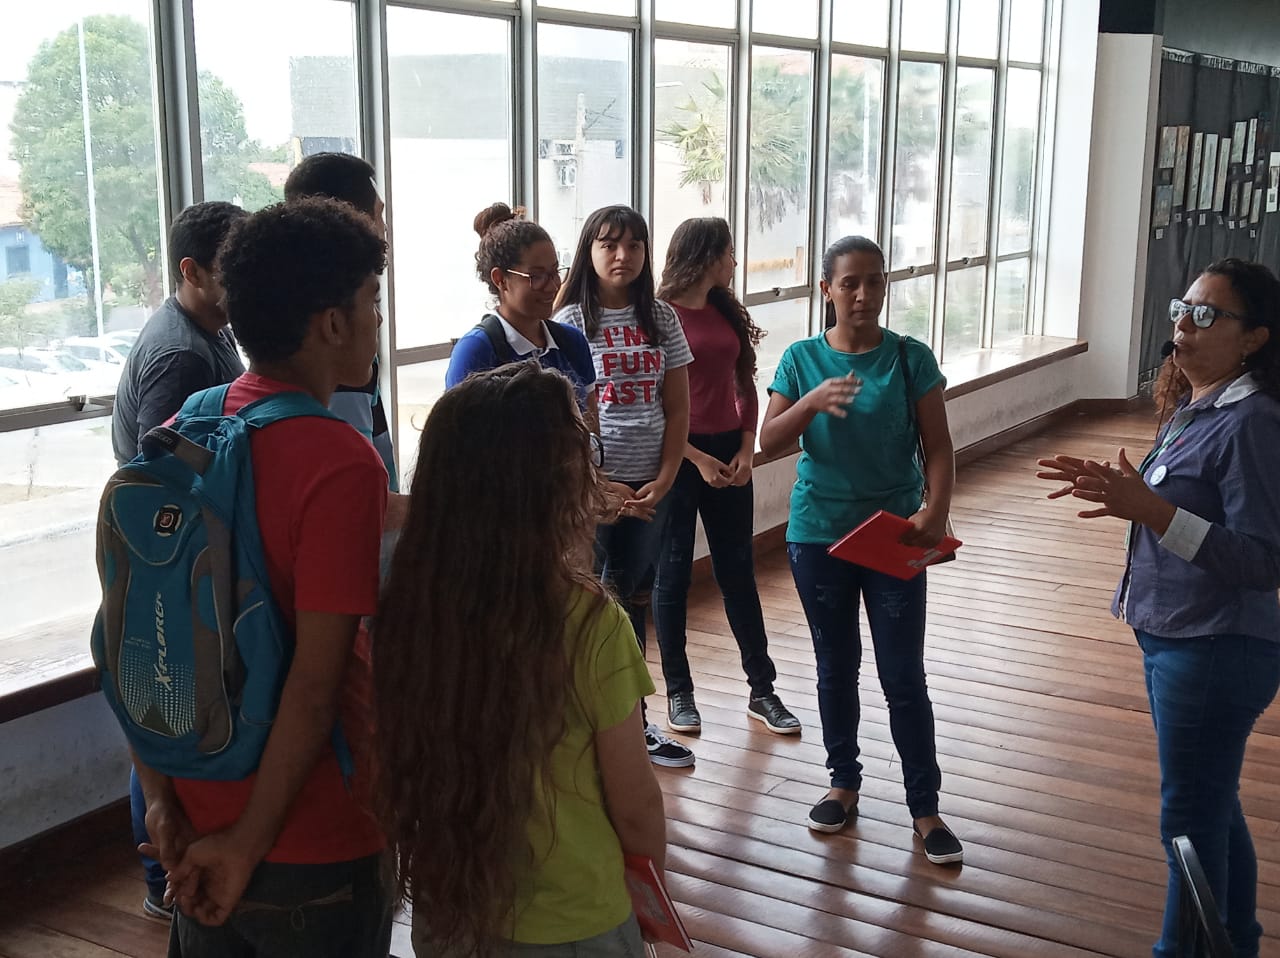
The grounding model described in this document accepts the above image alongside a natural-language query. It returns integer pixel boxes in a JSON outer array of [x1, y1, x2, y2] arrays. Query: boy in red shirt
[[133, 197, 391, 957]]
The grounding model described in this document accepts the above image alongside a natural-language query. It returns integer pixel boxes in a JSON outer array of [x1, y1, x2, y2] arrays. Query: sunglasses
[[1169, 298, 1247, 329]]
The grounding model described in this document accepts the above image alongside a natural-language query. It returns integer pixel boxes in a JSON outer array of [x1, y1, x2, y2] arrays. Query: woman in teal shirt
[[760, 236, 962, 865]]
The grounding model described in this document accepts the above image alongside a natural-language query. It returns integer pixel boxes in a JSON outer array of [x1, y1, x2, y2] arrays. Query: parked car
[[0, 348, 120, 399], [62, 333, 136, 368]]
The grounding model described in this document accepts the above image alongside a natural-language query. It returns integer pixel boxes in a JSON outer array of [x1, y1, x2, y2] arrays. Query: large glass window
[[887, 274, 933, 342], [536, 24, 632, 268], [394, 358, 448, 488], [948, 68, 995, 260], [958, 0, 1000, 59], [656, 0, 735, 28], [998, 68, 1040, 255], [994, 257, 1030, 344], [749, 297, 810, 415], [942, 265, 984, 359], [752, 0, 818, 39], [900, 0, 948, 54], [192, 0, 359, 210], [890, 61, 942, 271], [1, 4, 165, 412], [833, 1, 889, 48], [387, 9, 512, 349], [653, 40, 731, 275], [826, 56, 884, 246], [746, 47, 813, 294], [539, 0, 636, 16], [1009, 0, 1045, 63]]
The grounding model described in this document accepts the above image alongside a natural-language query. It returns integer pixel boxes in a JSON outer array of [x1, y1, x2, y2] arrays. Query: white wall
[[0, 694, 131, 849], [1074, 32, 1163, 399]]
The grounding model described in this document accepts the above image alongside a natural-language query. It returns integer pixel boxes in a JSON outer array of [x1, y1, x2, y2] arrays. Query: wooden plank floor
[[3, 409, 1278, 957]]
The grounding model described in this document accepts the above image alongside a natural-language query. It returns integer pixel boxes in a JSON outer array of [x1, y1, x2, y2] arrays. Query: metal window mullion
[[878, 0, 902, 262], [655, 22, 739, 44], [748, 32, 820, 51], [946, 254, 988, 269], [887, 264, 936, 282], [518, 0, 537, 217], [808, 0, 833, 335], [637, 0, 653, 220], [356, 0, 401, 451], [980, 0, 1011, 350], [388, 0, 515, 12], [931, 0, 960, 357], [1027, 0, 1062, 336], [831, 40, 892, 58], [744, 287, 809, 308], [156, 0, 202, 212], [532, 9, 639, 29], [732, 0, 750, 302]]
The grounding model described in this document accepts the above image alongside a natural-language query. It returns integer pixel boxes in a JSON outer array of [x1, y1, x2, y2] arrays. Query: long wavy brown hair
[[657, 216, 764, 398], [1153, 257, 1280, 423], [372, 362, 608, 954]]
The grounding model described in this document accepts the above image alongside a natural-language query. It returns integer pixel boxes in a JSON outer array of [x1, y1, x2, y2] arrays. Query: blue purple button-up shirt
[[1114, 373, 1280, 642]]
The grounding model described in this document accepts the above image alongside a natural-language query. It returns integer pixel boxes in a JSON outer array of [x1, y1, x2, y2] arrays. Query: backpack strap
[[545, 321, 573, 352], [477, 314, 517, 363], [177, 384, 233, 420], [237, 391, 340, 431]]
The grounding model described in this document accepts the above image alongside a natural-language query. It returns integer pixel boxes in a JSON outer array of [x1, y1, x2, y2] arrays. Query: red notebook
[[624, 855, 693, 953], [826, 509, 961, 580]]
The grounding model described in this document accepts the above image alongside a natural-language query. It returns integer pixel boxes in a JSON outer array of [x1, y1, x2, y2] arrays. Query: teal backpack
[[91, 384, 353, 780]]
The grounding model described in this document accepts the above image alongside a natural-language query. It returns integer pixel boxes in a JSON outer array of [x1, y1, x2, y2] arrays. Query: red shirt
[[668, 302, 760, 435], [172, 373, 387, 864]]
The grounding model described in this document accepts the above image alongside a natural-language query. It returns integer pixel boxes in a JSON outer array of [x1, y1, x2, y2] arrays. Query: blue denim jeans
[[167, 853, 392, 958], [1136, 630, 1280, 958], [130, 767, 166, 899], [594, 480, 672, 653], [412, 914, 644, 957], [652, 431, 776, 698], [787, 542, 941, 818]]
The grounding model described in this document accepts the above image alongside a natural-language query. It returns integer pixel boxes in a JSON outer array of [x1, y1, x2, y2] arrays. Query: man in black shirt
[[110, 201, 248, 465]]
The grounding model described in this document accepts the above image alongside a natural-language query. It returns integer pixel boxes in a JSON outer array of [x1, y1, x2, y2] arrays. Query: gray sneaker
[[667, 691, 701, 732], [645, 723, 695, 767]]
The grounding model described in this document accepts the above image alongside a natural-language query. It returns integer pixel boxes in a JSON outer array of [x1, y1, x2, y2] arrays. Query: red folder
[[826, 509, 961, 580], [624, 855, 693, 952]]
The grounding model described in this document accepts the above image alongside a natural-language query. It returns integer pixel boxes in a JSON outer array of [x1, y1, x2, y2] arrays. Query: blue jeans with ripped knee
[[787, 542, 941, 818]]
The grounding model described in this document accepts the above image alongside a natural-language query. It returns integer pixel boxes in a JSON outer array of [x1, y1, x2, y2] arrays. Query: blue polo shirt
[[768, 328, 944, 545], [446, 314, 597, 410]]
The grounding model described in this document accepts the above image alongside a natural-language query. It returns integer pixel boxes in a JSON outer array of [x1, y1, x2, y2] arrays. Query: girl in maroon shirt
[[651, 217, 800, 736]]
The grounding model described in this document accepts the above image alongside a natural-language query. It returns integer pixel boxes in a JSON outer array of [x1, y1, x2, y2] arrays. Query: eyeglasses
[[507, 266, 569, 291], [589, 433, 604, 469], [1169, 298, 1247, 329]]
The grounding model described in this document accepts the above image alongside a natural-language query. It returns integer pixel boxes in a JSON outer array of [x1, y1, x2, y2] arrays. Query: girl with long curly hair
[[651, 217, 800, 738], [553, 205, 696, 769], [373, 362, 667, 957]]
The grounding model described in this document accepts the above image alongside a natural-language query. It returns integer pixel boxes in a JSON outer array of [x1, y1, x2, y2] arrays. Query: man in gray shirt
[[108, 200, 246, 919], [111, 201, 248, 465]]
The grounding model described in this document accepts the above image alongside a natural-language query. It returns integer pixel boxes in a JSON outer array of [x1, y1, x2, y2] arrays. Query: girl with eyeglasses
[[1038, 258, 1280, 958], [374, 363, 666, 958], [553, 205, 696, 769], [651, 216, 800, 739], [446, 203, 596, 412]]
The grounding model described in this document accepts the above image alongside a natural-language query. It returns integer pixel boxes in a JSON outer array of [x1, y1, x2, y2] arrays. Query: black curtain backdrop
[[1141, 49, 1280, 381]]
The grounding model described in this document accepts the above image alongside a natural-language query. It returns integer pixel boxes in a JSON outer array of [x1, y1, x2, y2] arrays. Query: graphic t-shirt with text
[[554, 301, 692, 481]]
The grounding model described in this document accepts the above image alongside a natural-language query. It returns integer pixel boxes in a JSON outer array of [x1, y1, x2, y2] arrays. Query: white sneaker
[[644, 723, 695, 767]]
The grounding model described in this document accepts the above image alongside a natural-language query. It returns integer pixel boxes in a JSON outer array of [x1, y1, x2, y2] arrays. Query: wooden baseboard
[[0, 798, 130, 894]]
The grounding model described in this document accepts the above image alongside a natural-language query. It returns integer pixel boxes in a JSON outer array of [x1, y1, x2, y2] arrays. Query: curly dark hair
[[658, 216, 763, 398], [1154, 257, 1280, 420], [372, 361, 608, 955], [167, 201, 247, 284], [284, 152, 379, 217], [556, 205, 661, 344], [473, 202, 553, 297], [216, 198, 387, 363], [821, 235, 886, 329]]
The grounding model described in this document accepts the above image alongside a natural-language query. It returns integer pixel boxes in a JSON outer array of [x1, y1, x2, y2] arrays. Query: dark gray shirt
[[111, 296, 245, 465], [1114, 373, 1280, 642]]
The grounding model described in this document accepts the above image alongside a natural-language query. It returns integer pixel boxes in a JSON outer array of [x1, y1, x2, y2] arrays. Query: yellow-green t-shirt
[[511, 590, 656, 944]]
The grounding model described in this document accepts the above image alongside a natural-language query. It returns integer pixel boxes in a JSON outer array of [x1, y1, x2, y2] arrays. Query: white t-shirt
[[553, 301, 693, 480]]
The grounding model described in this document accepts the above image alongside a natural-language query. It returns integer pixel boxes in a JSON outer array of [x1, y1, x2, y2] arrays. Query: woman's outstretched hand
[[1037, 449, 1176, 533]]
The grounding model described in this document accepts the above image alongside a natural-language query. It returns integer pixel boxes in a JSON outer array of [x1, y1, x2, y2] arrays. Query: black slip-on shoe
[[914, 824, 964, 865], [807, 797, 856, 833]]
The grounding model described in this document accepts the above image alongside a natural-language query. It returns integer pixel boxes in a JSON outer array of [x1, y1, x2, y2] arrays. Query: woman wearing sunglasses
[[1037, 258, 1280, 958], [446, 203, 597, 413]]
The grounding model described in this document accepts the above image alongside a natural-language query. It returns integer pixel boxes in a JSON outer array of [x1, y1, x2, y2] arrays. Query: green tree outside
[[0, 278, 55, 358], [8, 14, 278, 327]]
